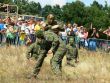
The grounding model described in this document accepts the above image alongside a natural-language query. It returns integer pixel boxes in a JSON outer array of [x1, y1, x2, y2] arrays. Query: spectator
[[65, 23, 72, 43], [103, 26, 110, 36], [6, 23, 15, 47], [28, 19, 36, 43], [4, 16, 12, 25], [75, 26, 84, 49], [73, 23, 78, 33], [79, 26, 85, 48], [0, 18, 6, 46], [83, 28, 88, 47], [60, 25, 67, 44], [19, 20, 26, 45], [88, 28, 99, 51]]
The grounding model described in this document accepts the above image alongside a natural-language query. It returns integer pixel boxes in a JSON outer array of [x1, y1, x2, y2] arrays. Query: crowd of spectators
[[60, 23, 110, 51], [0, 16, 110, 51], [0, 16, 44, 47]]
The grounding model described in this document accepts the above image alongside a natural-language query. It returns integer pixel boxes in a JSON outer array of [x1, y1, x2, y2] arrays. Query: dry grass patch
[[0, 47, 110, 83]]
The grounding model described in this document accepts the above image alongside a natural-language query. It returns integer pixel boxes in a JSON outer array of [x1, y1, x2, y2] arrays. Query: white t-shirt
[[25, 26, 30, 35], [28, 24, 35, 34], [60, 31, 67, 37]]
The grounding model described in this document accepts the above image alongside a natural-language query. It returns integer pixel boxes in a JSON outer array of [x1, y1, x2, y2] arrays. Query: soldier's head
[[47, 14, 55, 24], [69, 37, 74, 45], [35, 30, 44, 43]]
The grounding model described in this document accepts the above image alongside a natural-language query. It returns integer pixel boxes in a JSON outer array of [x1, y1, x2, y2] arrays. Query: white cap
[[18, 17, 22, 21]]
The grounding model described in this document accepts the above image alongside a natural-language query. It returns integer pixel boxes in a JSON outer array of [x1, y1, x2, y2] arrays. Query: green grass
[[0, 46, 110, 83]]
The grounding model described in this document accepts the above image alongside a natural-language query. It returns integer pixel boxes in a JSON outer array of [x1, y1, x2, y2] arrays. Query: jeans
[[88, 38, 97, 51], [30, 34, 36, 43]]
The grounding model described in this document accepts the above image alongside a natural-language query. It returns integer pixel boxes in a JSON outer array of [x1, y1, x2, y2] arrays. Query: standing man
[[0, 18, 6, 46]]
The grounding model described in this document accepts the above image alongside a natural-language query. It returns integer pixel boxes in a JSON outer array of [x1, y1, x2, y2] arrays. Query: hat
[[73, 23, 77, 26], [93, 28, 96, 30], [18, 17, 23, 21], [80, 26, 83, 28]]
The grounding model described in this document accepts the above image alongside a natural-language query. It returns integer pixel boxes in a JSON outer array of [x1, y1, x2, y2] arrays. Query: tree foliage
[[0, 0, 110, 29]]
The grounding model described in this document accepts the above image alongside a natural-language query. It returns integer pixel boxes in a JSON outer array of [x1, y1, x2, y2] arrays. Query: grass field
[[0, 46, 110, 83]]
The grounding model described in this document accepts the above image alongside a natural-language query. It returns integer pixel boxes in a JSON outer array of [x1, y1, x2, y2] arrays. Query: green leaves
[[1, 0, 110, 30]]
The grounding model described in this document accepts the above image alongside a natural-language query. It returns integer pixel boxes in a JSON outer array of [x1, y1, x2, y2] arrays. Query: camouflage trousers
[[33, 50, 47, 76], [50, 46, 67, 75], [32, 47, 67, 76]]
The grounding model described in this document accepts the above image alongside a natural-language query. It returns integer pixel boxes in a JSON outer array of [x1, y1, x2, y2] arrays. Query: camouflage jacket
[[26, 42, 40, 59], [45, 30, 66, 52], [66, 44, 78, 59]]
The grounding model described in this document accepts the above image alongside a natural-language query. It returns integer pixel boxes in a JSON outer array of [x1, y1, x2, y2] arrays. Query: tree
[[42, 5, 53, 18], [62, 1, 85, 25], [52, 5, 62, 20], [25, 1, 41, 15], [0, 0, 13, 4], [91, 1, 103, 10]]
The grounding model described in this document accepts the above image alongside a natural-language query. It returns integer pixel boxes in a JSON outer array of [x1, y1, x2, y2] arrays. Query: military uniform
[[26, 30, 50, 78], [66, 37, 78, 66], [26, 42, 40, 60], [26, 29, 66, 78], [26, 14, 67, 78], [46, 14, 67, 75], [45, 29, 67, 75]]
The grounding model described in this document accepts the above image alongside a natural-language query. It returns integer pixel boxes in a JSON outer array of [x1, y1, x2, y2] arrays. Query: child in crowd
[[6, 23, 15, 47]]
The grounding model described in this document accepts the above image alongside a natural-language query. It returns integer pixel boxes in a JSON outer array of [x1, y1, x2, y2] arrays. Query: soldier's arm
[[26, 43, 35, 59], [50, 37, 59, 52], [45, 31, 59, 53]]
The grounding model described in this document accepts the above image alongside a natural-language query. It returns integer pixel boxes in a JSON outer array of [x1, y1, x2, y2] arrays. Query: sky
[[29, 0, 110, 7]]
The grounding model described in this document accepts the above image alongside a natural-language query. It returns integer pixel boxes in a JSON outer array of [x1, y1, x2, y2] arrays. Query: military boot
[[67, 60, 76, 67], [26, 73, 39, 79]]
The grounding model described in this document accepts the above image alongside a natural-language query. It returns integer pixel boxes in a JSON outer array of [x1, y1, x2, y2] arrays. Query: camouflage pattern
[[45, 30, 67, 75], [26, 42, 40, 60], [66, 37, 78, 66], [26, 36, 50, 78], [46, 15, 67, 74], [26, 29, 66, 77], [26, 14, 67, 77]]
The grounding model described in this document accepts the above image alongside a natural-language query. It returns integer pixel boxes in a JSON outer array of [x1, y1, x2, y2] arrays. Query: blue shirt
[[0, 23, 5, 31]]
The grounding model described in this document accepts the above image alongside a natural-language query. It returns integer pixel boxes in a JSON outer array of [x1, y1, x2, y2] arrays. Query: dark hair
[[8, 22, 15, 26]]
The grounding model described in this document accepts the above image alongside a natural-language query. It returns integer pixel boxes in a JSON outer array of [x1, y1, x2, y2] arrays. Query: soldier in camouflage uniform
[[26, 27, 66, 78], [46, 14, 78, 67], [46, 14, 67, 75], [26, 42, 40, 60], [26, 30, 51, 79], [66, 37, 79, 67], [47, 25, 67, 75]]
